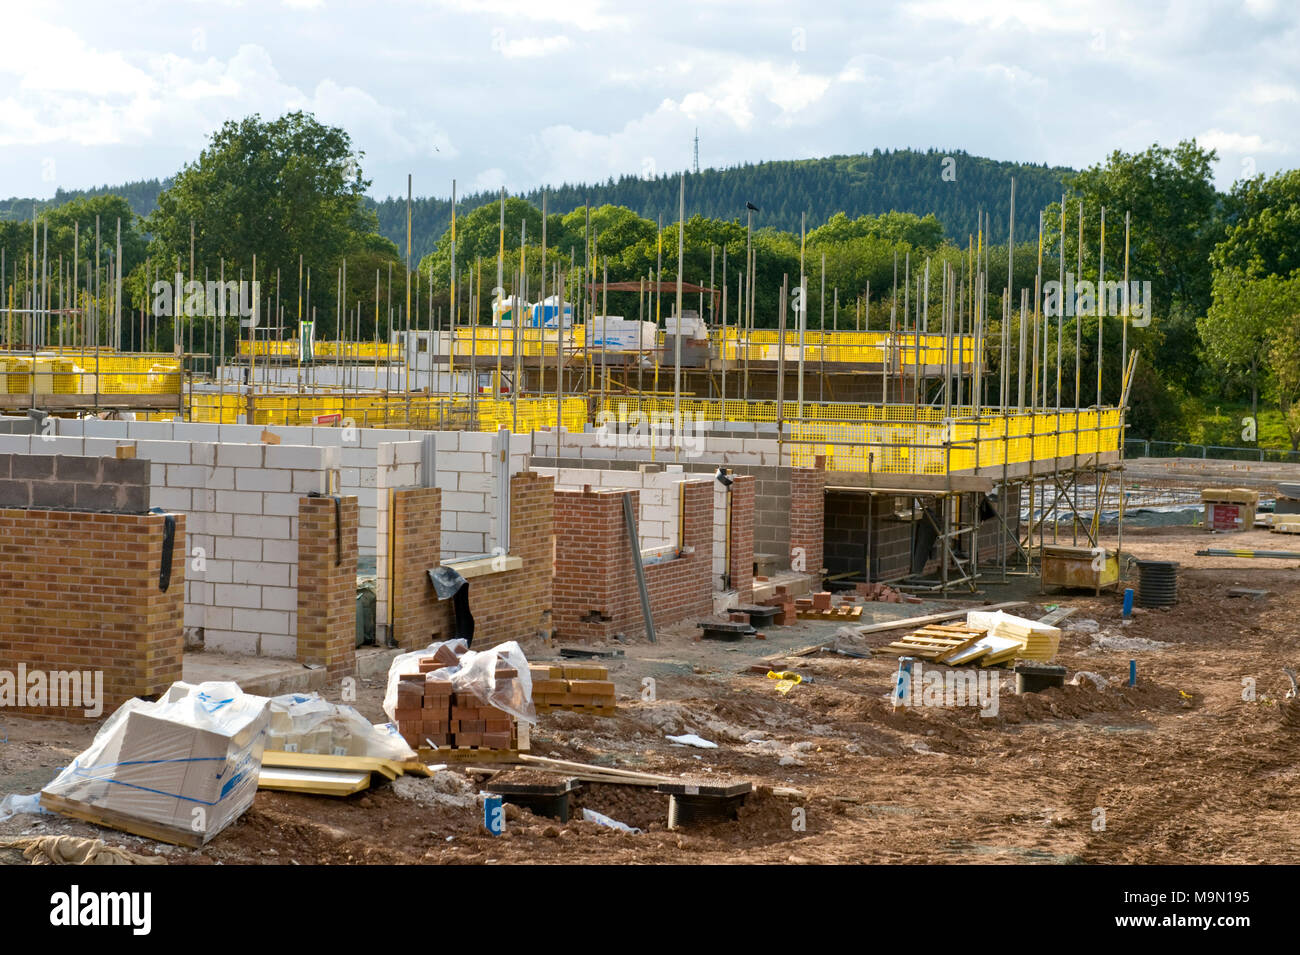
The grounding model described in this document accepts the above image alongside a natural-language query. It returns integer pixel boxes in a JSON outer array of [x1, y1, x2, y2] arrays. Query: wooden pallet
[[418, 746, 523, 764], [39, 791, 207, 848], [535, 702, 616, 717], [795, 605, 863, 621], [873, 626, 987, 662]]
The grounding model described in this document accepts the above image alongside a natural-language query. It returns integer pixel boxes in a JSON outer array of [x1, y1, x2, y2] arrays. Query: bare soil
[[4, 525, 1298, 864]]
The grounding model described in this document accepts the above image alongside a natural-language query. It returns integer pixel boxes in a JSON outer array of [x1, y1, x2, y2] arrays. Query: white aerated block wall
[[32, 419, 335, 657], [434, 430, 530, 559]]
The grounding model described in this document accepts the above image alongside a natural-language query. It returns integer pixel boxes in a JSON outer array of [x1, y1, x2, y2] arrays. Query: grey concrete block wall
[[0, 417, 38, 435], [0, 452, 151, 513]]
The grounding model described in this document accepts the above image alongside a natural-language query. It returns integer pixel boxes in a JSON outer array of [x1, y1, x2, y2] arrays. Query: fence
[[1126, 439, 1300, 464]]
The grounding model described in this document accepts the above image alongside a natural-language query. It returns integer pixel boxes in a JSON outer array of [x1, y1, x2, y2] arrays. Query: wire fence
[[1126, 439, 1300, 464]]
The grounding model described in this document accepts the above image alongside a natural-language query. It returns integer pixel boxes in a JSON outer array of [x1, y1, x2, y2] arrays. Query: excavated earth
[[2, 525, 1297, 864]]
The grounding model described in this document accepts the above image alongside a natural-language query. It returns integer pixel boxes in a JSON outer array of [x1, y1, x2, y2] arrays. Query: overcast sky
[[1, 0, 1295, 201]]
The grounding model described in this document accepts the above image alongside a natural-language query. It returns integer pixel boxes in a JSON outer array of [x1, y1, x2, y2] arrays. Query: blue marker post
[[894, 657, 915, 709], [484, 794, 505, 836], [1122, 587, 1134, 621], [1129, 659, 1137, 687]]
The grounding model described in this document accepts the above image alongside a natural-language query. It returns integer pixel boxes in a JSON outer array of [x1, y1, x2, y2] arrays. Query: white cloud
[[0, 0, 1295, 199], [1198, 128, 1290, 155], [496, 35, 572, 58]]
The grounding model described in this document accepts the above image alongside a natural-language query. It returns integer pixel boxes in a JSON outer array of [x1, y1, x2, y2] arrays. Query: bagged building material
[[267, 693, 415, 761], [382, 638, 535, 724], [41, 681, 270, 846]]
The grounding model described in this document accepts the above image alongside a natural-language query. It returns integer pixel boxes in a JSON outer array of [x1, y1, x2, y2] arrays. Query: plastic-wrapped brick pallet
[[40, 681, 270, 846]]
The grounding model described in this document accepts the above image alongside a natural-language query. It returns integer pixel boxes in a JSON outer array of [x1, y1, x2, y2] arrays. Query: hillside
[[2, 149, 1071, 260], [370, 149, 1073, 260]]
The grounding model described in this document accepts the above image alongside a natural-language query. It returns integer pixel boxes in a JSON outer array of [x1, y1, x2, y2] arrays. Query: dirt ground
[[3, 523, 1298, 865]]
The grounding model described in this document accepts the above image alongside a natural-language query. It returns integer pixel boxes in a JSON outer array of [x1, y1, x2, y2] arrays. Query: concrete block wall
[[0, 509, 185, 720], [0, 452, 150, 512], [0, 429, 335, 655], [154, 440, 334, 656], [52, 417, 531, 559], [824, 488, 1023, 581], [430, 429, 530, 560]]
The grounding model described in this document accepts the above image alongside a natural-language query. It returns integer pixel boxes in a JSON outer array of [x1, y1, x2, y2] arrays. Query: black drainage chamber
[[1136, 560, 1178, 608]]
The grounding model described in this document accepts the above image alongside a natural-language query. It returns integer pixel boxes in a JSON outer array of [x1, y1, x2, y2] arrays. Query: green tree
[[1200, 268, 1294, 428], [1213, 168, 1300, 279], [146, 111, 375, 317]]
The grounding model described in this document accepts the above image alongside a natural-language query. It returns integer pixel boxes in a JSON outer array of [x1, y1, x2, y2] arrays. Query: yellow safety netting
[[598, 395, 1122, 475], [185, 391, 586, 431], [0, 352, 182, 395]]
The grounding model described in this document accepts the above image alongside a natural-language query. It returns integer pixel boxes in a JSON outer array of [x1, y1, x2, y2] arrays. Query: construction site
[[0, 182, 1297, 876]]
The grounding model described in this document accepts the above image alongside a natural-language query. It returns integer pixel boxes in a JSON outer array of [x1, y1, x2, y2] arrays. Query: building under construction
[[0, 186, 1132, 602]]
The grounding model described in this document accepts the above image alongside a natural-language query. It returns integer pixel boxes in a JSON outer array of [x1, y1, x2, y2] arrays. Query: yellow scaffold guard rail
[[599, 395, 1122, 476], [184, 391, 587, 432], [0, 351, 182, 395]]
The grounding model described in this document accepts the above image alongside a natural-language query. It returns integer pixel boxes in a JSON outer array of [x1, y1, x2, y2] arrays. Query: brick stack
[[528, 663, 617, 715], [393, 645, 519, 752], [758, 585, 796, 625], [450, 682, 515, 750]]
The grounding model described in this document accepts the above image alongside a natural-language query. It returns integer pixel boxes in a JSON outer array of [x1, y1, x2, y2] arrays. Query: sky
[[1, 0, 1296, 201]]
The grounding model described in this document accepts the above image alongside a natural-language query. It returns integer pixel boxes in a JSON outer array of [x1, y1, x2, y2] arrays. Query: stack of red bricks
[[528, 663, 616, 715], [853, 581, 921, 604], [450, 679, 516, 750], [393, 644, 518, 751], [758, 586, 797, 625]]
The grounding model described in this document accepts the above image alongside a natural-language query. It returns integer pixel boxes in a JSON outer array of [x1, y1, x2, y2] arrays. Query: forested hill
[[0, 179, 169, 221], [368, 149, 1074, 260], [2, 149, 1071, 260]]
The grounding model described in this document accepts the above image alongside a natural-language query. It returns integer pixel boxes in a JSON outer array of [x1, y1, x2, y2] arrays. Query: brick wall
[[390, 486, 444, 649], [296, 495, 358, 677], [431, 471, 555, 649], [789, 464, 825, 578], [553, 480, 713, 642], [726, 474, 755, 601], [0, 453, 149, 512], [0, 509, 185, 720]]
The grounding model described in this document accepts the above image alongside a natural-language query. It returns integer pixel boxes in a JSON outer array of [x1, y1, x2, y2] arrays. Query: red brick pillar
[[297, 495, 358, 676], [789, 465, 825, 578], [552, 487, 625, 642], [391, 486, 442, 648], [727, 474, 755, 601]]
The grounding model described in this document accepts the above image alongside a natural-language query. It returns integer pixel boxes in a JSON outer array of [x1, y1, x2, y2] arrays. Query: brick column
[[391, 486, 443, 649], [789, 465, 825, 577], [436, 471, 556, 649], [727, 474, 755, 601], [552, 486, 624, 642], [0, 509, 184, 721], [296, 495, 358, 676]]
